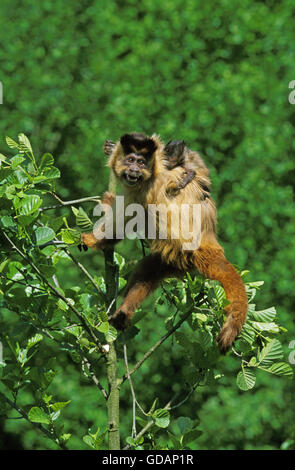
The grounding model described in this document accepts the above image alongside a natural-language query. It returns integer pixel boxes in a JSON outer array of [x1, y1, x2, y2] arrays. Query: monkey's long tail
[[193, 244, 248, 353]]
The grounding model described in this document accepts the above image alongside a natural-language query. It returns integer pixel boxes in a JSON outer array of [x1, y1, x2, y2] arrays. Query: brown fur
[[82, 133, 248, 353]]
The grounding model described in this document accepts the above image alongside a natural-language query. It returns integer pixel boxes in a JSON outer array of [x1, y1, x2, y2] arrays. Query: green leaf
[[258, 339, 283, 365], [97, 322, 109, 333], [239, 323, 256, 345], [18, 213, 39, 227], [246, 280, 264, 288], [0, 259, 9, 273], [40, 153, 54, 170], [213, 284, 225, 307], [249, 306, 276, 323], [182, 429, 203, 446], [20, 195, 42, 215], [72, 206, 93, 230], [27, 334, 43, 350], [178, 416, 193, 435], [43, 167, 60, 180], [260, 362, 293, 378], [10, 155, 25, 169], [18, 133, 33, 155], [98, 310, 109, 323], [6, 136, 19, 149], [66, 326, 83, 337], [114, 252, 125, 270], [153, 409, 170, 428], [35, 227, 55, 246], [126, 436, 136, 446], [33, 368, 56, 390], [167, 431, 181, 449], [83, 428, 105, 450], [60, 228, 80, 244], [197, 330, 213, 350], [1, 215, 16, 229], [105, 325, 117, 342], [51, 401, 71, 412], [94, 276, 106, 294], [251, 321, 279, 333], [28, 407, 50, 425], [193, 312, 208, 322], [83, 435, 95, 448], [236, 368, 256, 391]]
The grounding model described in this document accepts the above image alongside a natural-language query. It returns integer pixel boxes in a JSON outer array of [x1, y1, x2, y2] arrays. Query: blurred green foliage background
[[0, 0, 295, 450]]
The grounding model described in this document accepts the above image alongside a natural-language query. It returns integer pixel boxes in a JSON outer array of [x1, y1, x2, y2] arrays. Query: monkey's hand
[[109, 308, 131, 330], [165, 181, 181, 198], [103, 139, 116, 156], [101, 191, 115, 206], [166, 169, 196, 197], [80, 191, 115, 248]]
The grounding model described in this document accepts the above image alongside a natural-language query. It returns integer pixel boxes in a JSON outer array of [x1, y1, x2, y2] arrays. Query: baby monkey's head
[[163, 140, 186, 170]]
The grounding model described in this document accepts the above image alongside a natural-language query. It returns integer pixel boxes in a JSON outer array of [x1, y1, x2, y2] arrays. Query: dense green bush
[[0, 0, 294, 450]]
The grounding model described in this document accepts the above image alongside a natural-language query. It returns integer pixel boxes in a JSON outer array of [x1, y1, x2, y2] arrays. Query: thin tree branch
[[62, 246, 105, 296], [119, 294, 205, 385], [35, 219, 105, 298], [40, 193, 101, 211], [169, 375, 204, 410], [123, 397, 174, 450], [81, 357, 108, 400], [123, 373, 204, 450], [123, 343, 137, 438]]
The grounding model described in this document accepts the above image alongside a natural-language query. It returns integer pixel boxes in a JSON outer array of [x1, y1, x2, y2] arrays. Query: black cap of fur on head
[[120, 132, 157, 157]]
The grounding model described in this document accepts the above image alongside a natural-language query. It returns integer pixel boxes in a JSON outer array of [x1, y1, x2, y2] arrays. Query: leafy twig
[[2, 395, 67, 450], [2, 230, 102, 349]]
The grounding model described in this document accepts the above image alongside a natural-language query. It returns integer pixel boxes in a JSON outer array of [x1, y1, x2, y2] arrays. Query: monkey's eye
[[137, 159, 146, 166], [127, 157, 135, 163]]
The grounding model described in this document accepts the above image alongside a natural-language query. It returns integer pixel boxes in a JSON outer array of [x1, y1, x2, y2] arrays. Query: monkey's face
[[120, 153, 148, 186], [114, 133, 157, 187]]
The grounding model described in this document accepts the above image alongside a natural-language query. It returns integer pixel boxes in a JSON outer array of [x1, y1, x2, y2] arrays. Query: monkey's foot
[[109, 309, 131, 330], [81, 233, 98, 249]]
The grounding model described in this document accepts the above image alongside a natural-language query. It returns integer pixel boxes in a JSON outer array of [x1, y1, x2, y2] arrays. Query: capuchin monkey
[[82, 132, 248, 353]]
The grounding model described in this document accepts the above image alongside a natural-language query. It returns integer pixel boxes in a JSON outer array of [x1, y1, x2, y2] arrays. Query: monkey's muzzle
[[123, 171, 142, 186]]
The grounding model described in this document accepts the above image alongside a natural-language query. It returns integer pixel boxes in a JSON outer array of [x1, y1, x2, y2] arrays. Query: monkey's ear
[[164, 140, 186, 157]]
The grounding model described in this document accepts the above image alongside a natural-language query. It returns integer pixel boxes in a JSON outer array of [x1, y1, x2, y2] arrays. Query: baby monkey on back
[[103, 138, 210, 198]]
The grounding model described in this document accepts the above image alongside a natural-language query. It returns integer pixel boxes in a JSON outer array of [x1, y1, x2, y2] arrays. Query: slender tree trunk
[[104, 173, 120, 450], [106, 338, 120, 450]]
